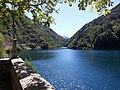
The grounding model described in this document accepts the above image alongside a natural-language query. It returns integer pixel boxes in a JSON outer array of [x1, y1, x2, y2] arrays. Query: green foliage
[[24, 58, 38, 73], [77, 41, 92, 50], [0, 0, 115, 52], [0, 33, 7, 58], [1, 17, 65, 50], [67, 4, 120, 50], [63, 0, 113, 15], [94, 30, 118, 49], [0, 0, 113, 26], [0, 0, 59, 26], [67, 39, 77, 49], [17, 45, 22, 52], [0, 0, 114, 53]]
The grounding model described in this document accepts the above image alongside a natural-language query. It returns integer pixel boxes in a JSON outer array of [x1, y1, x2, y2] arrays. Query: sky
[[50, 0, 120, 37]]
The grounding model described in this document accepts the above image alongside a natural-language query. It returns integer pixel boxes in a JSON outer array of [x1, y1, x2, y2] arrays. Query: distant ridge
[[63, 35, 70, 39]]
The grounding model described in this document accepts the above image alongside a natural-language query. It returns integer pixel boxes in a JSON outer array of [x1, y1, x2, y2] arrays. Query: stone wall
[[11, 58, 55, 90], [11, 60, 23, 90], [0, 58, 55, 90]]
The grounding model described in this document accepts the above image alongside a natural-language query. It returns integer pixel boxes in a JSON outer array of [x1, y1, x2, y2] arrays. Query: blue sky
[[50, 0, 120, 37]]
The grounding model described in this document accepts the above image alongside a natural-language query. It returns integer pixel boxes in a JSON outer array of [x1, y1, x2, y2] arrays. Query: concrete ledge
[[0, 58, 9, 61], [11, 58, 55, 90]]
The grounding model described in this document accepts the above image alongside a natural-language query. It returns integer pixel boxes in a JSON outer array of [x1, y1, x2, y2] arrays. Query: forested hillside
[[67, 3, 120, 50], [0, 17, 65, 50]]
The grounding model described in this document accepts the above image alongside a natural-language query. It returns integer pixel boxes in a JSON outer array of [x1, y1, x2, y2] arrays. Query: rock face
[[11, 58, 55, 90]]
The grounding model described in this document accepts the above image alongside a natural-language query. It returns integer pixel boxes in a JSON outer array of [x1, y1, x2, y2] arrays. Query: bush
[[0, 33, 7, 58], [24, 59, 38, 73], [17, 45, 23, 52]]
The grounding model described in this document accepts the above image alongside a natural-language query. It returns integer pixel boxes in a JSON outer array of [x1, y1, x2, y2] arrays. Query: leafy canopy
[[0, 0, 113, 26], [0, 33, 7, 57]]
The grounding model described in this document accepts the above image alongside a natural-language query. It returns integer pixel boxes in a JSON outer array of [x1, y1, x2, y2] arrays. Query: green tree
[[94, 30, 118, 49], [0, 0, 113, 25], [0, 0, 113, 58], [0, 33, 7, 58]]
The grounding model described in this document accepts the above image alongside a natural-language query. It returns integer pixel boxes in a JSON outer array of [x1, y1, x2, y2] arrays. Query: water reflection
[[19, 49, 56, 60]]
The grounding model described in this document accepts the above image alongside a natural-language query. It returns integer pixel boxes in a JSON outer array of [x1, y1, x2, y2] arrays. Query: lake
[[20, 48, 120, 90]]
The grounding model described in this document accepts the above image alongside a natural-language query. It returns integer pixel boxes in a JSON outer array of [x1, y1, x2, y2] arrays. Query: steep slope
[[67, 3, 120, 50], [0, 17, 65, 50]]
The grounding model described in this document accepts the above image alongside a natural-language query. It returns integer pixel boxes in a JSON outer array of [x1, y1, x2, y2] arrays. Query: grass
[[24, 58, 39, 73]]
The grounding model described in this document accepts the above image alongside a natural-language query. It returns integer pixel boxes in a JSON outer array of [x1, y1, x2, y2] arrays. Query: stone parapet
[[11, 58, 55, 90]]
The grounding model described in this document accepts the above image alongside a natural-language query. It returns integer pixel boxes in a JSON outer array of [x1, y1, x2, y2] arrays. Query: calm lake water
[[20, 48, 120, 90]]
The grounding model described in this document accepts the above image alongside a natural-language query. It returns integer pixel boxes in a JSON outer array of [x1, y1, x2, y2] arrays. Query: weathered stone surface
[[20, 74, 54, 90], [11, 58, 55, 90]]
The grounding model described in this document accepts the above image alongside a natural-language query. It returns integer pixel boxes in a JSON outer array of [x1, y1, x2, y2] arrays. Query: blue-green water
[[20, 49, 120, 90]]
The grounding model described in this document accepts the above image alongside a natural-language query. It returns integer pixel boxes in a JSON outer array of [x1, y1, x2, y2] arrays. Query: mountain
[[0, 17, 65, 50], [63, 35, 70, 39], [67, 3, 120, 50]]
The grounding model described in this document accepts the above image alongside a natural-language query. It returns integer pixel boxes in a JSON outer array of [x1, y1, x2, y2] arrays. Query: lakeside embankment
[[0, 58, 55, 90]]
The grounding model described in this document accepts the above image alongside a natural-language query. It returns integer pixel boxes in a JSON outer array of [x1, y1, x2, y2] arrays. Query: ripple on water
[[22, 49, 120, 90]]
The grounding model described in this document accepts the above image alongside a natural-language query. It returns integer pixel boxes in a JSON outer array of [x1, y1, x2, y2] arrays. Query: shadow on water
[[77, 50, 120, 68], [75, 50, 120, 74], [19, 49, 56, 60]]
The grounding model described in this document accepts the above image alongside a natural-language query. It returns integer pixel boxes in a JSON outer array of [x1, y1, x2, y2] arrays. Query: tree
[[94, 30, 118, 49], [0, 33, 7, 58], [0, 0, 113, 25], [0, 0, 113, 58]]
